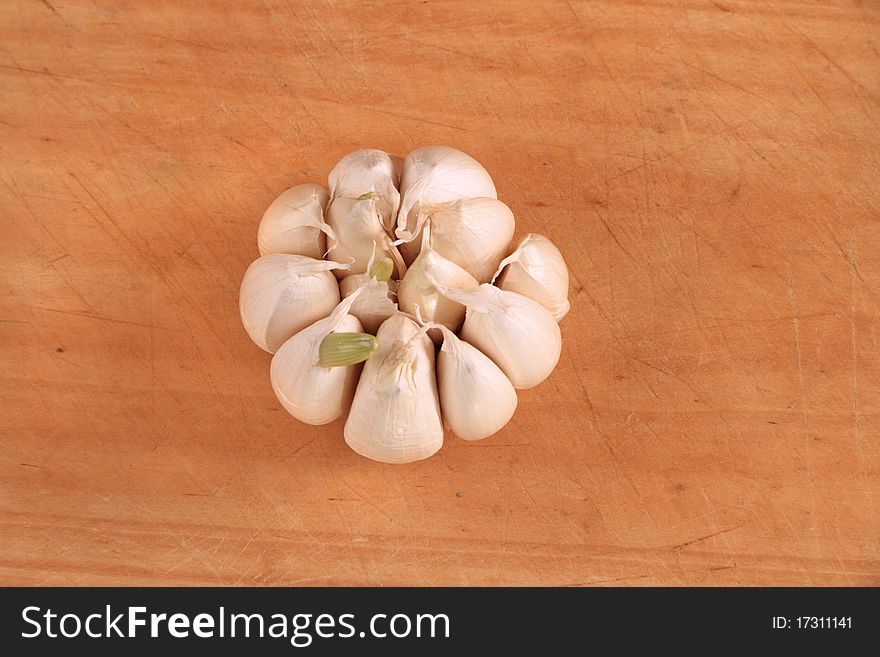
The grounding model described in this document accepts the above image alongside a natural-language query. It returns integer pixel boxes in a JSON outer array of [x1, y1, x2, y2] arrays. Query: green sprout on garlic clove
[[318, 332, 379, 367], [368, 257, 394, 282]]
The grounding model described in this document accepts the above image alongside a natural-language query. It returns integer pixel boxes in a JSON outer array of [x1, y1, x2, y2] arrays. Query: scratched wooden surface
[[1, 0, 878, 586]]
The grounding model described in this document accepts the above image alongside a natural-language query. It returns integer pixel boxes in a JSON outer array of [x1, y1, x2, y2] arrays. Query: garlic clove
[[326, 194, 406, 279], [328, 149, 400, 233], [344, 315, 443, 464], [397, 228, 478, 341], [493, 233, 570, 321], [434, 324, 517, 441], [257, 183, 334, 258], [402, 198, 515, 280], [339, 273, 399, 335], [395, 146, 497, 244], [437, 283, 561, 389], [270, 292, 366, 425], [239, 253, 347, 353]]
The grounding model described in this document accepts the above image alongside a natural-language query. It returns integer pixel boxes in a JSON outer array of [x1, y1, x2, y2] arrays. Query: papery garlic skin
[[396, 146, 497, 243], [326, 195, 405, 278], [339, 273, 399, 335], [434, 324, 517, 441], [270, 293, 365, 425], [239, 254, 346, 353], [401, 198, 514, 279], [328, 149, 400, 232], [257, 184, 332, 258], [494, 233, 570, 321], [344, 315, 443, 464], [397, 240, 478, 339], [439, 284, 561, 389]]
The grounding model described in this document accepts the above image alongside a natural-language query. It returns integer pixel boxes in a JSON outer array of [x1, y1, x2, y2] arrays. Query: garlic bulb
[[257, 183, 333, 258], [494, 233, 570, 320], [339, 272, 398, 335], [239, 254, 347, 353], [328, 149, 400, 232], [241, 145, 570, 465], [433, 324, 517, 441], [438, 284, 561, 389], [400, 198, 515, 279], [395, 146, 497, 243], [397, 228, 478, 339], [326, 194, 406, 278], [270, 292, 374, 425], [344, 315, 443, 464]]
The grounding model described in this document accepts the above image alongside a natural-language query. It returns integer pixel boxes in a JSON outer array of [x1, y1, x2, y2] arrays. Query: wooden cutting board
[[1, 0, 877, 585]]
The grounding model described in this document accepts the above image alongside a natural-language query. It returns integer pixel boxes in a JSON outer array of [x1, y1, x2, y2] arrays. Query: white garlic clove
[[326, 194, 406, 278], [397, 229, 478, 341], [257, 183, 334, 258], [434, 324, 517, 441], [328, 149, 400, 233], [239, 253, 347, 353], [493, 233, 570, 321], [270, 292, 370, 425], [438, 283, 561, 389], [401, 198, 515, 280], [395, 146, 497, 244], [339, 273, 399, 335], [344, 315, 443, 464]]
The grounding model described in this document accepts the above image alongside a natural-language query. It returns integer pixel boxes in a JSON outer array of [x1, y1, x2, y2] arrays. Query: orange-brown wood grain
[[1, 0, 878, 585]]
